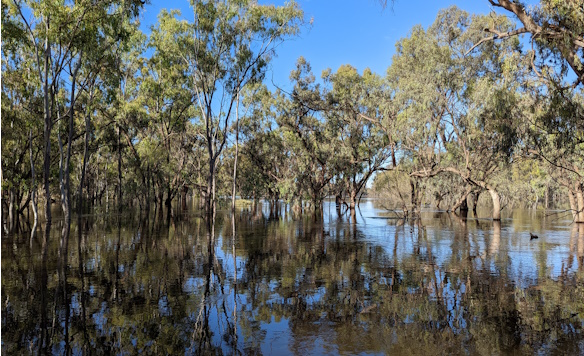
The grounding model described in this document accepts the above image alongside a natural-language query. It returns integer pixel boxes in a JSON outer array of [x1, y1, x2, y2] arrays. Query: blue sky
[[138, 0, 514, 89]]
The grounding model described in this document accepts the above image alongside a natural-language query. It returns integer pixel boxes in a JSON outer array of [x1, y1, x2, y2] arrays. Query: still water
[[2, 200, 584, 355]]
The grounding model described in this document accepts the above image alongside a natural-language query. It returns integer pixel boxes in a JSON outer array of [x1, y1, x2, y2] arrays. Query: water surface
[[2, 200, 584, 355]]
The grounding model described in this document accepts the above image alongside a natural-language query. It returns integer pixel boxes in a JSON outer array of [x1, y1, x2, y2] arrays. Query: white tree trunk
[[488, 188, 501, 221], [232, 91, 239, 210]]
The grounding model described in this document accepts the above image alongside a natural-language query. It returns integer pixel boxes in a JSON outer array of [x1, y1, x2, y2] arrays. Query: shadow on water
[[2, 201, 584, 355]]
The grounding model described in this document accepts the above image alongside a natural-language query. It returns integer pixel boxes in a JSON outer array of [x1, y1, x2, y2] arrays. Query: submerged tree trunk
[[146, 164, 151, 214], [488, 188, 501, 221], [232, 92, 240, 211], [576, 183, 584, 223], [206, 156, 216, 214], [450, 186, 472, 214], [349, 188, 357, 211], [30, 129, 38, 228], [8, 190, 15, 233], [117, 124, 123, 211], [58, 127, 67, 219], [410, 179, 422, 217], [460, 196, 468, 212], [181, 186, 188, 211], [78, 86, 94, 215], [42, 26, 52, 226], [157, 186, 164, 216], [62, 59, 82, 224], [568, 190, 578, 222], [471, 190, 480, 216]]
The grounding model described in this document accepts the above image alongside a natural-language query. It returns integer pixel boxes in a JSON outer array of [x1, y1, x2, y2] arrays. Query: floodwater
[[2, 200, 584, 355]]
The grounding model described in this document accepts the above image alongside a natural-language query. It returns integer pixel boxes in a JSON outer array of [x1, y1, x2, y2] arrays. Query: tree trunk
[[15, 189, 22, 233], [533, 194, 539, 210], [410, 179, 421, 217], [61, 59, 82, 224], [182, 186, 188, 211], [471, 190, 479, 216], [165, 185, 172, 220], [311, 190, 322, 214], [568, 190, 578, 222], [460, 197, 468, 212], [8, 189, 15, 233], [78, 87, 94, 215], [117, 124, 123, 211], [349, 187, 357, 211], [166, 196, 172, 221], [146, 164, 151, 214], [576, 183, 584, 223], [165, 186, 172, 208], [450, 186, 472, 213], [158, 187, 164, 216], [30, 130, 38, 234], [42, 27, 52, 225], [58, 123, 67, 219], [232, 92, 239, 211], [358, 190, 366, 208], [488, 188, 501, 221], [206, 155, 215, 213], [105, 161, 109, 212]]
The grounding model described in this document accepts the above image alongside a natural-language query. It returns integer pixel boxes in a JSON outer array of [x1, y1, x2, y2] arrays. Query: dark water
[[2, 200, 584, 355]]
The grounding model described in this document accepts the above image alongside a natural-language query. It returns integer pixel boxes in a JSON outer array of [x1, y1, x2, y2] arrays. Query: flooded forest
[[2, 0, 584, 354]]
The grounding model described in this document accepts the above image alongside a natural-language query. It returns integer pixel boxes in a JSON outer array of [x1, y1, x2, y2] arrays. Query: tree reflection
[[2, 207, 584, 354]]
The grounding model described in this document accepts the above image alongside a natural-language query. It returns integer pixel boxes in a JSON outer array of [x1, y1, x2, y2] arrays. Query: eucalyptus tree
[[385, 22, 454, 217], [6, 0, 144, 225], [528, 90, 584, 222], [324, 65, 392, 210], [388, 7, 528, 220], [141, 10, 196, 215], [474, 0, 584, 88], [237, 85, 294, 204], [473, 0, 584, 221], [157, 0, 303, 213], [277, 57, 341, 211], [94, 25, 149, 211], [0, 27, 40, 232], [72, 16, 149, 217]]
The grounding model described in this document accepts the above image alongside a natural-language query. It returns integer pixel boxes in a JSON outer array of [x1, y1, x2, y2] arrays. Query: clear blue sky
[[138, 0, 518, 89]]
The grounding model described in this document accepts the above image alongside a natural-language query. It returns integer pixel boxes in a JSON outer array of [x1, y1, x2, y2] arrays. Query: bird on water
[[530, 232, 538, 240]]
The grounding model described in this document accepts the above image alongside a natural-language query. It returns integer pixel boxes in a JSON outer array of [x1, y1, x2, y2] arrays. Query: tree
[[238, 85, 293, 204], [473, 0, 584, 87], [142, 10, 195, 216], [325, 65, 392, 210], [474, 0, 584, 222], [1, 6, 42, 232], [278, 58, 339, 212], [161, 0, 303, 213], [6, 0, 144, 226], [387, 7, 528, 220]]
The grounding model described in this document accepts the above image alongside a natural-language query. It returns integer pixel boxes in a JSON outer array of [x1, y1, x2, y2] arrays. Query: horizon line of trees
[[2, 0, 584, 235]]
